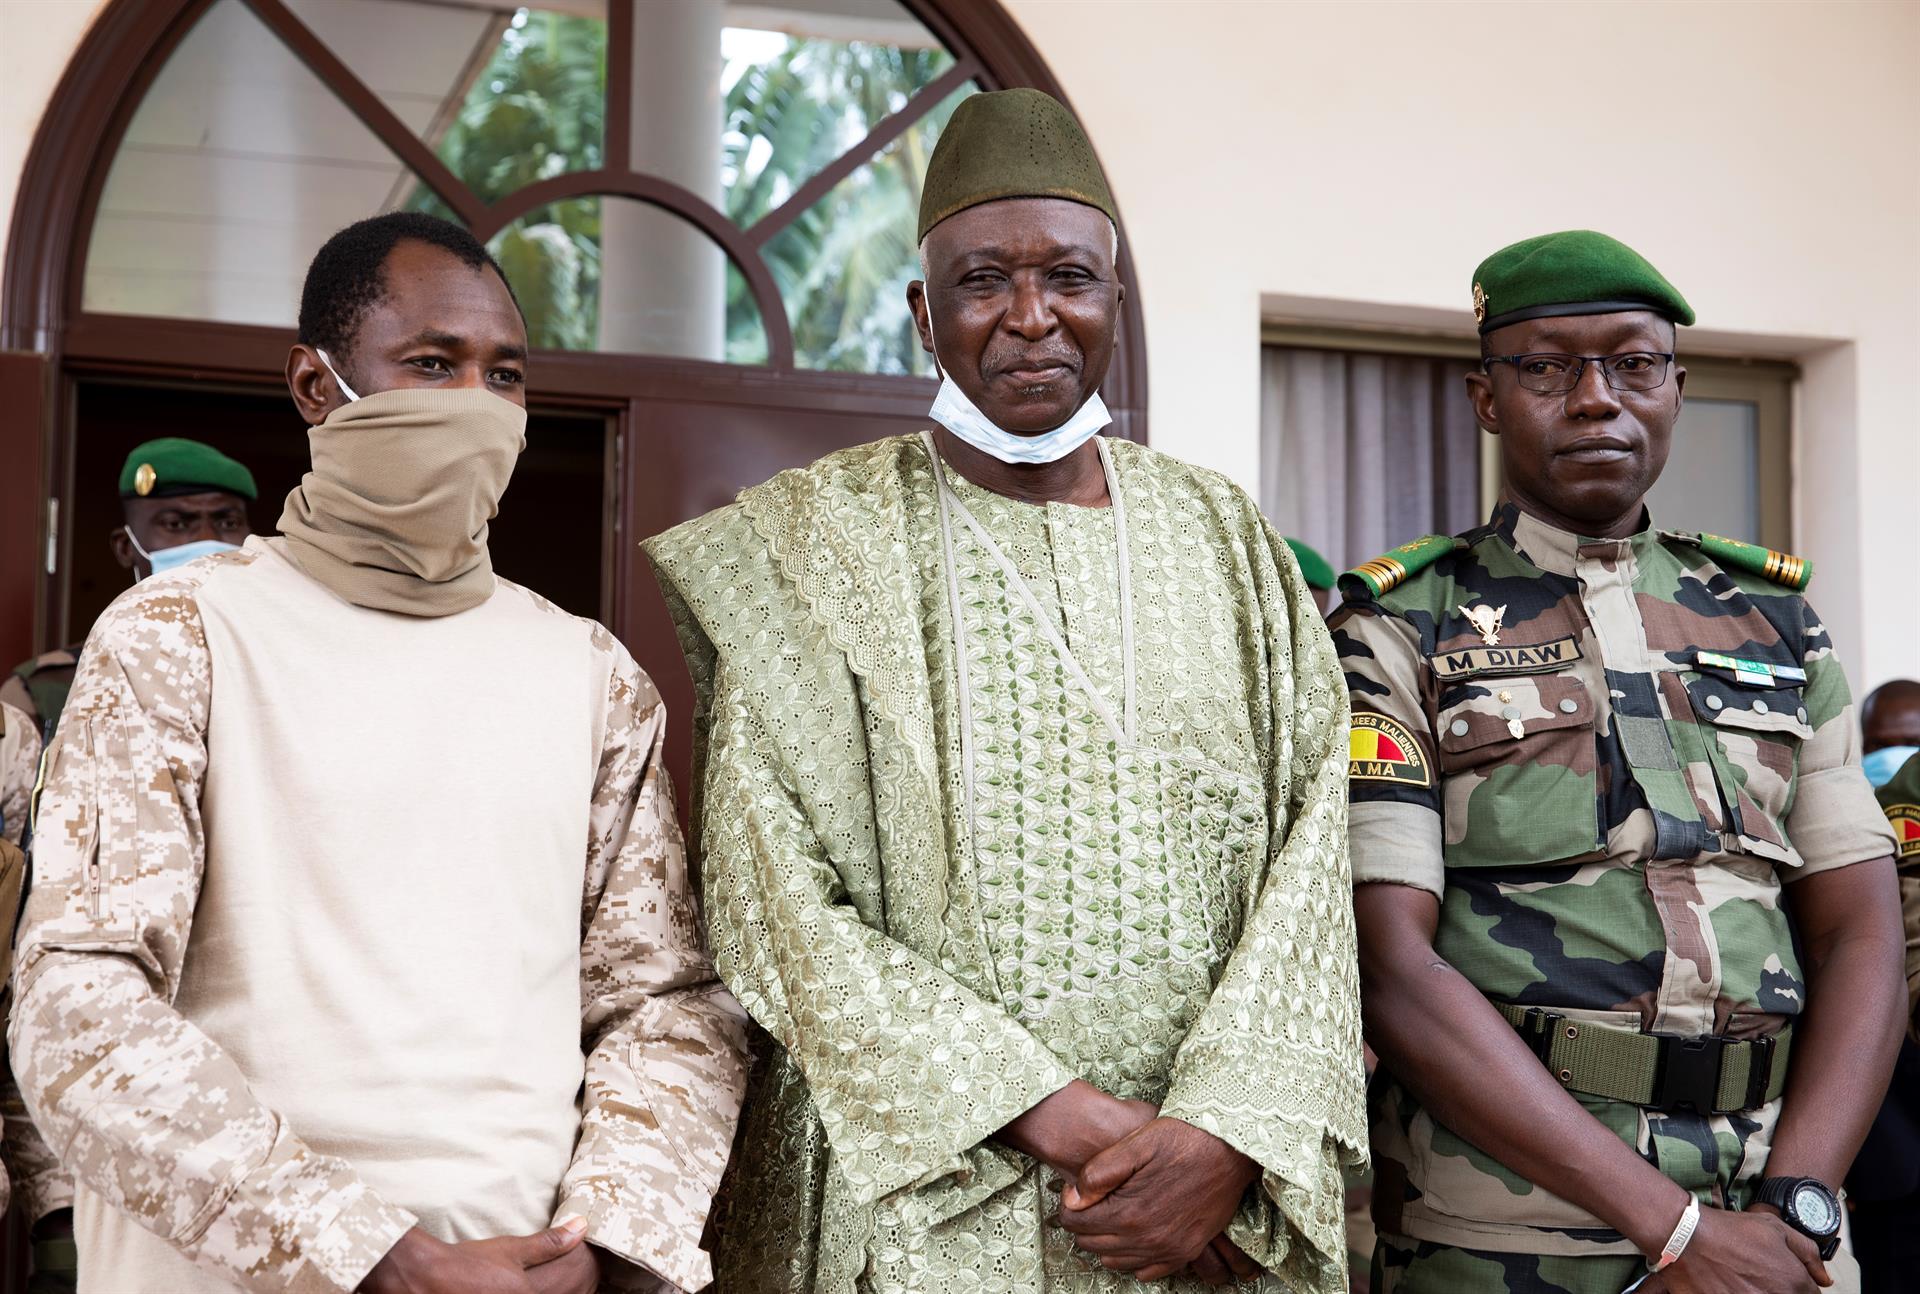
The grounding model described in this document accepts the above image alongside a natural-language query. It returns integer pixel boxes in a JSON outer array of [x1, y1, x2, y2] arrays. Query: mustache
[[980, 344, 1081, 378]]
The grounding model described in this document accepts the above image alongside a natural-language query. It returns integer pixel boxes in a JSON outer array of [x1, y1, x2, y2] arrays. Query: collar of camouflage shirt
[[1493, 497, 1658, 579]]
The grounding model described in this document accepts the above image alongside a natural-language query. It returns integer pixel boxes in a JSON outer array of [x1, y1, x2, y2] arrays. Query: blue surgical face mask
[[924, 317, 1110, 465], [123, 529, 240, 581], [1864, 745, 1920, 788]]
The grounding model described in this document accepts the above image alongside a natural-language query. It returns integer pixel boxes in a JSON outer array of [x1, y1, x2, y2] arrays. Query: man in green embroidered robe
[[644, 89, 1364, 1294]]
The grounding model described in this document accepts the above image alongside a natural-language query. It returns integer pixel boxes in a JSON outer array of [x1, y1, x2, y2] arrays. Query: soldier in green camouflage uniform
[[0, 648, 81, 749], [1874, 751, 1920, 1034], [1, 436, 256, 748], [1336, 231, 1905, 1294]]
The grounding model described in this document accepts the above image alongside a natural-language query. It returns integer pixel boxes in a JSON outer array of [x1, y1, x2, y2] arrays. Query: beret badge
[[1472, 281, 1489, 326], [134, 463, 157, 497]]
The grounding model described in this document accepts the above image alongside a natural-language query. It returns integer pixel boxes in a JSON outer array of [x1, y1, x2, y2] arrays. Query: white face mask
[[924, 318, 1110, 465], [316, 348, 362, 403]]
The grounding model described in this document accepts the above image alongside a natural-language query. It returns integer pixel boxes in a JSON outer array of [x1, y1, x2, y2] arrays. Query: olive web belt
[[1496, 1003, 1790, 1115]]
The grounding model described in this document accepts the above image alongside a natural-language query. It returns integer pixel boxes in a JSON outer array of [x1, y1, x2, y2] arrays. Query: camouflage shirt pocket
[[1684, 673, 1811, 862], [1435, 675, 1603, 868], [1436, 673, 1594, 770]]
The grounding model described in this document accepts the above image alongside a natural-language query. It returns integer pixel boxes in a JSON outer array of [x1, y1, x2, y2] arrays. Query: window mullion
[[743, 56, 981, 250], [240, 0, 489, 227]]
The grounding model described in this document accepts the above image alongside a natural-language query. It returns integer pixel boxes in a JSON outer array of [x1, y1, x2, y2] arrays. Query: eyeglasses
[[1483, 351, 1675, 394]]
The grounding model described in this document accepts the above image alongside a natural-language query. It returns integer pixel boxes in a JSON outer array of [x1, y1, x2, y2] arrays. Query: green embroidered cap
[[1668, 530, 1812, 592], [1284, 537, 1335, 591], [1339, 534, 1459, 600], [118, 437, 257, 501], [1472, 230, 1695, 335], [917, 88, 1118, 243]]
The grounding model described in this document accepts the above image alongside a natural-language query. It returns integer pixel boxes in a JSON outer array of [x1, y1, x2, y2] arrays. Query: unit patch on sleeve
[[1886, 804, 1920, 860], [1350, 712, 1433, 786], [1428, 636, 1583, 681]]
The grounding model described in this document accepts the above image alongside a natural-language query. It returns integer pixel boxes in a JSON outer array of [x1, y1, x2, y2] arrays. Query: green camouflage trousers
[[1372, 1239, 1641, 1294]]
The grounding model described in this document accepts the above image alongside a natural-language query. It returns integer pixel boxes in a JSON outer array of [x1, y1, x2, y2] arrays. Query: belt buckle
[[1649, 1033, 1730, 1114], [1744, 1033, 1777, 1110], [1519, 1007, 1565, 1065]]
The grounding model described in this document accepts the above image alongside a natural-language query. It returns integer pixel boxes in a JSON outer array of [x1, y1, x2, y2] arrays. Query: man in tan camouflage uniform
[[1336, 231, 1904, 1294], [10, 212, 746, 1294]]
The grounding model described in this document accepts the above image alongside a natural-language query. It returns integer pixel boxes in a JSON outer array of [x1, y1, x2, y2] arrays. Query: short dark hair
[[297, 211, 518, 362]]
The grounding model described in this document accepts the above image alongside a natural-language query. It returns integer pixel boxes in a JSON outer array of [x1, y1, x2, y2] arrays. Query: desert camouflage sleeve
[[556, 639, 749, 1294], [1780, 601, 1896, 879], [1328, 603, 1445, 896], [7, 576, 415, 1293]]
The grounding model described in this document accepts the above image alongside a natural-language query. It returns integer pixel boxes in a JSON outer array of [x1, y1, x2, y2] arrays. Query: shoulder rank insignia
[[1666, 531, 1812, 592], [1339, 534, 1460, 600]]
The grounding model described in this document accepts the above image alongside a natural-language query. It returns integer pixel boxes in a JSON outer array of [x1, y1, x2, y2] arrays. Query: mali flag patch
[[1885, 804, 1920, 860], [1350, 713, 1432, 787]]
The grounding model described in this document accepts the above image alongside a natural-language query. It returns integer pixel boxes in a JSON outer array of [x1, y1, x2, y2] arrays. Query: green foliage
[[414, 10, 604, 350], [727, 41, 965, 374], [416, 9, 965, 371]]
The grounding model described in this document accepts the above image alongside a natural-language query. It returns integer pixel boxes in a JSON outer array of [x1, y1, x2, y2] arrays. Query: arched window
[[1, 0, 1146, 788]]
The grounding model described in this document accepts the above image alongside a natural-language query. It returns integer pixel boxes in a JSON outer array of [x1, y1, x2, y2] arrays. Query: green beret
[[1284, 537, 1335, 591], [118, 438, 257, 501], [1472, 230, 1694, 335], [917, 88, 1118, 243]]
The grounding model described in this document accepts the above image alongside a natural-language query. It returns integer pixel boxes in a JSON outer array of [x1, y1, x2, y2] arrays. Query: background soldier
[[1873, 749, 1920, 1032], [1334, 230, 1904, 1294], [1848, 740, 1920, 1292], [1859, 679, 1920, 790], [1, 705, 73, 1291], [1286, 537, 1337, 616], [1, 438, 255, 744]]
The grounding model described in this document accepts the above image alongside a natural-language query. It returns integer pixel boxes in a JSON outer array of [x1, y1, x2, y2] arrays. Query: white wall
[[1005, 0, 1920, 691], [4, 0, 1915, 685], [0, 0, 105, 281]]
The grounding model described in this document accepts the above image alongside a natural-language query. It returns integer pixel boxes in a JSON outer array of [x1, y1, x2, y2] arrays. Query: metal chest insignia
[[1460, 602, 1506, 647]]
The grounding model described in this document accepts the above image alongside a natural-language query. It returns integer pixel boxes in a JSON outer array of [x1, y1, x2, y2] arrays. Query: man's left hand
[[1058, 1116, 1260, 1279], [526, 1241, 598, 1294]]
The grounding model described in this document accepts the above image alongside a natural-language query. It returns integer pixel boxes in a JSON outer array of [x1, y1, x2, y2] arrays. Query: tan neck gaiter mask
[[277, 386, 528, 617]]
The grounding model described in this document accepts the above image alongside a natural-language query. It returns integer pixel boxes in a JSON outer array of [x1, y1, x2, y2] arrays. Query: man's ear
[[109, 525, 137, 573], [1465, 369, 1501, 435], [286, 344, 340, 426], [907, 281, 935, 357]]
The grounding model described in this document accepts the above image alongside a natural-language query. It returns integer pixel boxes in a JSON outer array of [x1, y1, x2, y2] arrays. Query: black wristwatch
[[1752, 1176, 1842, 1260]]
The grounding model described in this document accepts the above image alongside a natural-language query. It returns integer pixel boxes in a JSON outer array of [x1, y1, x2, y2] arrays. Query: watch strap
[[1752, 1176, 1797, 1211]]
